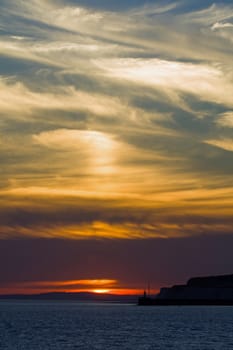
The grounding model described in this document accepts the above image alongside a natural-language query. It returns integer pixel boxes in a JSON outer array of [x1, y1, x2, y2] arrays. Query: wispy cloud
[[0, 0, 233, 243], [205, 138, 233, 152], [212, 22, 233, 30], [94, 58, 233, 107], [216, 111, 233, 127]]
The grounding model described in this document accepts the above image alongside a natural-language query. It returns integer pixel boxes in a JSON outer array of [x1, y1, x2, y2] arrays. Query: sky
[[0, 0, 233, 295]]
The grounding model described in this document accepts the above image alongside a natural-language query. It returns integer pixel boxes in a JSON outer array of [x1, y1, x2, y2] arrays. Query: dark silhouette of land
[[139, 274, 233, 306], [0, 291, 137, 303]]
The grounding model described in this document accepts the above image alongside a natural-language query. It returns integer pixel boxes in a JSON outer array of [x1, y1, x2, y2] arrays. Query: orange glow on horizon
[[0, 279, 159, 296], [0, 288, 153, 296]]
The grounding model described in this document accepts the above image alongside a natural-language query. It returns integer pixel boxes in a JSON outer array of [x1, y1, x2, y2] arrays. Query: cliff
[[138, 274, 233, 305], [187, 274, 233, 288]]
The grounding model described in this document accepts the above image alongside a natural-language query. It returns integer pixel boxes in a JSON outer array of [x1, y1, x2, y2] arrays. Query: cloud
[[33, 129, 116, 150], [0, 78, 128, 117], [205, 138, 233, 152], [216, 111, 233, 128], [0, 182, 233, 240], [185, 3, 233, 25], [212, 22, 233, 30], [94, 58, 233, 108], [0, 0, 233, 245]]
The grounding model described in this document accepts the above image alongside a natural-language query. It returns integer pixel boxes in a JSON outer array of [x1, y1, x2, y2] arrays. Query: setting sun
[[93, 289, 110, 294]]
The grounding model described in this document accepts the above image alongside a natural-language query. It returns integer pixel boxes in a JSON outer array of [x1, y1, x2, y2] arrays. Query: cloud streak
[[0, 0, 232, 246]]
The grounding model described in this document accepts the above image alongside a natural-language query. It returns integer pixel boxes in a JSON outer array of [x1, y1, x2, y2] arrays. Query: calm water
[[0, 301, 233, 349]]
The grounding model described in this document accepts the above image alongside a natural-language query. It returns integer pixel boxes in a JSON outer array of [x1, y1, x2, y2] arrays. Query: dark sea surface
[[0, 301, 233, 349]]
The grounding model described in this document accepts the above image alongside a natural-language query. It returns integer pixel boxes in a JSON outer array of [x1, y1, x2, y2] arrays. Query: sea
[[0, 301, 233, 349]]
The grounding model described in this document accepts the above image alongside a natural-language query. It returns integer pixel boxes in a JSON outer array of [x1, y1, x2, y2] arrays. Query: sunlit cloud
[[94, 58, 233, 108], [212, 22, 233, 30], [0, 0, 233, 245], [0, 184, 233, 240], [205, 138, 233, 152], [0, 79, 126, 117], [36, 130, 116, 176], [216, 112, 233, 128], [33, 129, 116, 151], [38, 279, 117, 287]]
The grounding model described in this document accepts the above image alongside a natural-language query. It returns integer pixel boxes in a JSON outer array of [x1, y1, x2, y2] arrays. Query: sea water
[[0, 301, 233, 349]]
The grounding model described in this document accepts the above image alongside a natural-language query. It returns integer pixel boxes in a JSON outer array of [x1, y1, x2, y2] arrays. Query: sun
[[93, 289, 110, 294]]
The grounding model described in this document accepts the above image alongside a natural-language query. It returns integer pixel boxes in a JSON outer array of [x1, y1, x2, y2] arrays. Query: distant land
[[0, 291, 138, 304], [139, 274, 233, 306]]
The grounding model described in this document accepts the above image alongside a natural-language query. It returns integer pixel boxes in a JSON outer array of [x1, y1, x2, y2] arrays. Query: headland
[[138, 274, 233, 306]]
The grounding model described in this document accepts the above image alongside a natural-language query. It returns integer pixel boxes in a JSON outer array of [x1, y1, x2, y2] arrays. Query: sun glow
[[93, 289, 110, 294]]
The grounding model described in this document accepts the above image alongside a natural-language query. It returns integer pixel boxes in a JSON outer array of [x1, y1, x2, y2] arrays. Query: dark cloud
[[0, 56, 46, 75]]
